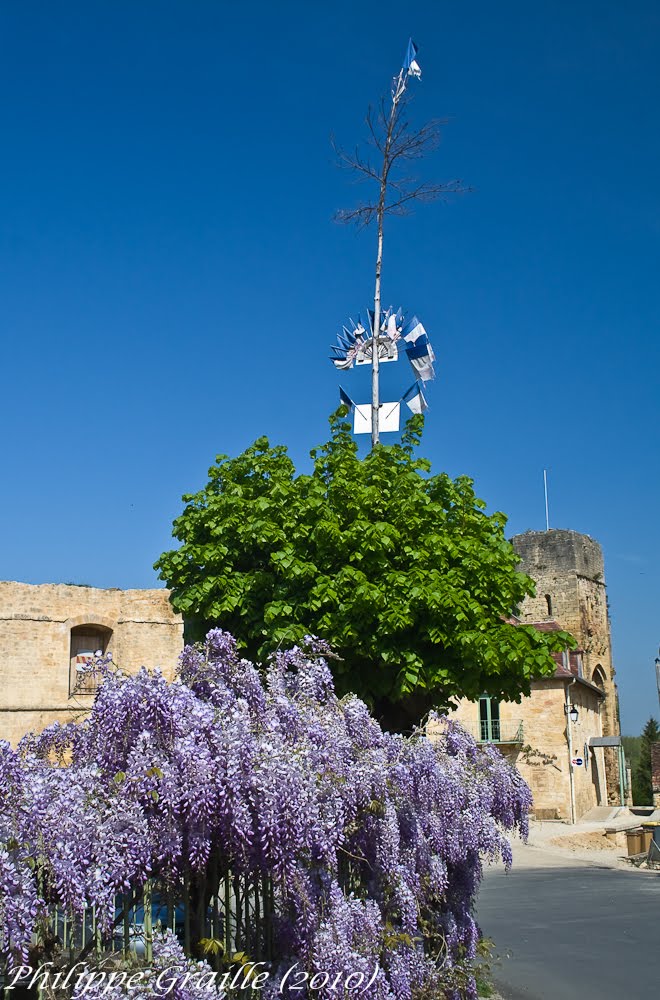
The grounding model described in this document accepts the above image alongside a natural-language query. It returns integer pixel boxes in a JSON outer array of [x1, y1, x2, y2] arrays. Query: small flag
[[405, 334, 434, 361], [402, 315, 427, 344], [408, 357, 435, 382], [339, 386, 355, 411], [405, 334, 435, 382], [403, 39, 421, 79], [386, 312, 399, 340], [402, 381, 429, 414], [330, 345, 353, 370]]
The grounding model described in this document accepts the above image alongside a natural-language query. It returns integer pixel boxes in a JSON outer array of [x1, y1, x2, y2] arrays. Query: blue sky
[[1, 1, 658, 734]]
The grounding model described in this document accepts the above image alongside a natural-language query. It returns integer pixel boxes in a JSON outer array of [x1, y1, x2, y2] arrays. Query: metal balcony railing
[[467, 720, 524, 745]]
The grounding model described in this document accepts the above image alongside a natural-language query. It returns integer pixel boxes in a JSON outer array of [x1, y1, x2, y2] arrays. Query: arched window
[[545, 594, 553, 617], [592, 665, 606, 691], [69, 624, 112, 695]]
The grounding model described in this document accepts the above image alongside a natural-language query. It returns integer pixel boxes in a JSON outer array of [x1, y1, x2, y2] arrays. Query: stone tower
[[511, 529, 620, 802]]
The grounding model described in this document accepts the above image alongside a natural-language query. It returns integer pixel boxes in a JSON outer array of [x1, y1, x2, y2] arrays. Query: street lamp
[[564, 704, 579, 725]]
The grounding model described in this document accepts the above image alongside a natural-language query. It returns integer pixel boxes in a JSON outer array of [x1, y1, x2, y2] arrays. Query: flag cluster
[[330, 308, 435, 383]]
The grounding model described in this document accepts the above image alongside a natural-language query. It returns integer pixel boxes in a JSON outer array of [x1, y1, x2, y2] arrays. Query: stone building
[[513, 530, 619, 746], [449, 529, 622, 821], [0, 581, 184, 746]]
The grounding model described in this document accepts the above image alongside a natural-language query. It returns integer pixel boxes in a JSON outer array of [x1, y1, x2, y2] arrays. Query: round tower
[[511, 529, 620, 803]]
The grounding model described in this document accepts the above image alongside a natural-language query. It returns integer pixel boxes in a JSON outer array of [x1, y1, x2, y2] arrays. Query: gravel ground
[[488, 819, 637, 871], [547, 829, 621, 852]]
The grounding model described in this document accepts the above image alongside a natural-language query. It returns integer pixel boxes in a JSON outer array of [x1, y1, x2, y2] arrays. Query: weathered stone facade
[[0, 581, 184, 746], [512, 530, 620, 804], [448, 528, 621, 820], [449, 676, 606, 821]]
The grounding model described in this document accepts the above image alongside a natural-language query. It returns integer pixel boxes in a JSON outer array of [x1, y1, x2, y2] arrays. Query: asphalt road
[[477, 864, 660, 1000]]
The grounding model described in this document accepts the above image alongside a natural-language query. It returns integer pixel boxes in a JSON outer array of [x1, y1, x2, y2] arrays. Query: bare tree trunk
[[371, 75, 405, 449], [371, 219, 383, 447]]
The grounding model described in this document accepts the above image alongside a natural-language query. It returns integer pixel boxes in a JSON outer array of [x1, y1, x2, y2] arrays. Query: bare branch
[[334, 204, 379, 229], [333, 87, 466, 230], [335, 177, 470, 228], [388, 119, 446, 164], [384, 179, 471, 216], [331, 134, 380, 183], [365, 106, 386, 155]]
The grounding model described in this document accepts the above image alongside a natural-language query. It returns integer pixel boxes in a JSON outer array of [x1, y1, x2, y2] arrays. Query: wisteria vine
[[0, 631, 531, 998]]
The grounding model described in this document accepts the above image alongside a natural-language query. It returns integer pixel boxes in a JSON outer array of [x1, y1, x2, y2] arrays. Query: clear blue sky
[[1, 1, 658, 735]]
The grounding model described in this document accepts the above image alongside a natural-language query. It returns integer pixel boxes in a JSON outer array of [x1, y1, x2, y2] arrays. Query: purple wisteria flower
[[0, 633, 530, 997]]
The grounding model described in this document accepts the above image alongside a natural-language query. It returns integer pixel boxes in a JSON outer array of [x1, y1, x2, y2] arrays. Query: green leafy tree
[[632, 717, 660, 805], [155, 412, 572, 730], [621, 735, 642, 776]]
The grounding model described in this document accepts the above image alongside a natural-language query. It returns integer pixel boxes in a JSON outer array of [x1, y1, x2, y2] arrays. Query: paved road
[[477, 864, 660, 1000]]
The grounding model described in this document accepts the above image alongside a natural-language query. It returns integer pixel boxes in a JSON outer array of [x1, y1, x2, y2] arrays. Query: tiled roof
[[522, 618, 603, 696]]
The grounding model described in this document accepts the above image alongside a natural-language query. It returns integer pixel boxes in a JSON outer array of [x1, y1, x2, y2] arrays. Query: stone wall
[[511, 529, 620, 804], [0, 581, 183, 745]]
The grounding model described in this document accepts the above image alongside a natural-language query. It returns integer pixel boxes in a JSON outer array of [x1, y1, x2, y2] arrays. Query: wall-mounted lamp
[[564, 704, 579, 725]]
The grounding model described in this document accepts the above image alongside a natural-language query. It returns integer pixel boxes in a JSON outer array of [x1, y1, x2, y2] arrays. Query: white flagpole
[[543, 469, 550, 531], [371, 66, 409, 449]]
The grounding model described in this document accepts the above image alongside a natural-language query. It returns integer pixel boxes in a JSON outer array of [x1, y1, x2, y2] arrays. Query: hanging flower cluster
[[0, 632, 531, 998]]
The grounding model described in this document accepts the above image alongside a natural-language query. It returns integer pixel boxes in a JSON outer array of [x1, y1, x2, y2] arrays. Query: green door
[[479, 696, 500, 742]]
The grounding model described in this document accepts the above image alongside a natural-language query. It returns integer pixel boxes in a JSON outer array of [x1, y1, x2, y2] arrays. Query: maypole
[[370, 47, 420, 446], [331, 40, 450, 446]]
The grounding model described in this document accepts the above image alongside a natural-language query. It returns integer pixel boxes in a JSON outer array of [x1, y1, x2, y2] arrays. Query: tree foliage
[[632, 717, 660, 805], [621, 735, 641, 775], [155, 412, 572, 729]]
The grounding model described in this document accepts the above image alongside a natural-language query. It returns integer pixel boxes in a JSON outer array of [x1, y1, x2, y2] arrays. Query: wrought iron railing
[[466, 720, 524, 745], [46, 873, 276, 965]]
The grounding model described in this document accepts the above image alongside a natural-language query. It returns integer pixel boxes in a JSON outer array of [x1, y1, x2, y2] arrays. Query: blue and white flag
[[402, 381, 428, 414], [332, 355, 354, 370], [353, 318, 367, 339], [402, 314, 427, 344], [403, 39, 421, 79], [339, 386, 355, 411], [405, 333, 435, 382]]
